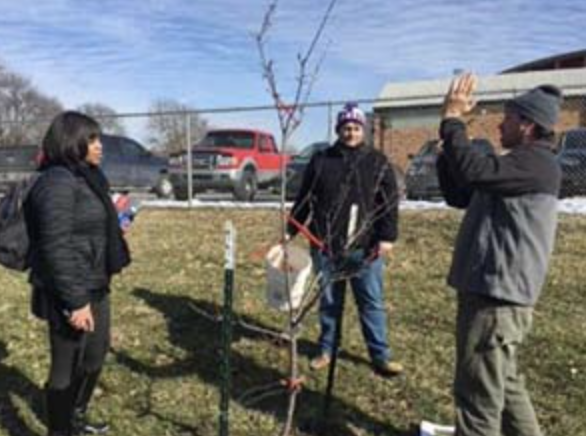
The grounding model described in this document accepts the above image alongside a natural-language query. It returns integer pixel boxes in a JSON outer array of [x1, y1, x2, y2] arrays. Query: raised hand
[[442, 72, 478, 119]]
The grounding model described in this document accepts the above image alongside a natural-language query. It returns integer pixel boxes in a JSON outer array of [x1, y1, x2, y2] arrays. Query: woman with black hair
[[25, 111, 130, 436]]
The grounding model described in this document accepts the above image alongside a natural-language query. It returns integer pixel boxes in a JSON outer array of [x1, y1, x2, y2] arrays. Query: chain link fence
[[2, 73, 585, 202], [0, 100, 372, 202]]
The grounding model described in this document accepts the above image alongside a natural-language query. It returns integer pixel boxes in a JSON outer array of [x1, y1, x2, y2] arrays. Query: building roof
[[502, 49, 586, 73], [375, 68, 586, 109]]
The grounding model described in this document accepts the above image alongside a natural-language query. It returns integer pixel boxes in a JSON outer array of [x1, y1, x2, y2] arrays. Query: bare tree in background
[[146, 99, 208, 155], [77, 102, 127, 135], [0, 67, 63, 147], [253, 1, 338, 435]]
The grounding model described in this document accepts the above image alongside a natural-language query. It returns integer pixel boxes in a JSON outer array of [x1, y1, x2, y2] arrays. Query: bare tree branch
[[254, 1, 338, 435], [147, 99, 208, 155], [0, 68, 63, 146], [77, 102, 127, 135]]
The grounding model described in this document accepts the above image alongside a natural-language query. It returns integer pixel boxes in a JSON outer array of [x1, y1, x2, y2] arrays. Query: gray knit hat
[[506, 85, 563, 130]]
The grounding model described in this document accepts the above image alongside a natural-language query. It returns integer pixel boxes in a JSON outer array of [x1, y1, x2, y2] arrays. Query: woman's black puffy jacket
[[25, 166, 113, 311]]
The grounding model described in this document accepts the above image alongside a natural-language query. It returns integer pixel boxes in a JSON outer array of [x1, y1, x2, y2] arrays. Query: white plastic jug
[[265, 244, 312, 311], [419, 421, 455, 436]]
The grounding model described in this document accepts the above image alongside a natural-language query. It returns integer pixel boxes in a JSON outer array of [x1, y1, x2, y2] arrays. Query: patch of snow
[[141, 199, 291, 210], [558, 197, 586, 215], [139, 197, 586, 215], [399, 200, 449, 211]]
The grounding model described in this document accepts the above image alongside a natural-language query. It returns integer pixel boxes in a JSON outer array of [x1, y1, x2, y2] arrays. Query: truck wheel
[[174, 189, 189, 201], [234, 170, 257, 201], [174, 187, 203, 200], [155, 175, 174, 199]]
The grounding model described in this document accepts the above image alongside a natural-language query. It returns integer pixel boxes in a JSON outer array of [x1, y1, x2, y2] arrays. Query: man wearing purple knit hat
[[287, 102, 403, 377]]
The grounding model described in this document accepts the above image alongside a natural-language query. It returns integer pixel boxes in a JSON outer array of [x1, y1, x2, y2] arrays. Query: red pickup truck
[[169, 129, 291, 201]]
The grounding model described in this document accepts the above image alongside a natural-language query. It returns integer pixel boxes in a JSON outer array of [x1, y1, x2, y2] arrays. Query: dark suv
[[0, 136, 171, 198], [0, 145, 40, 193], [284, 141, 331, 200], [282, 141, 406, 201], [406, 138, 494, 200], [557, 128, 586, 198], [101, 134, 172, 198]]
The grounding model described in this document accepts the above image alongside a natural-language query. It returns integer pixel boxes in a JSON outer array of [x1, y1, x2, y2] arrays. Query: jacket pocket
[[77, 239, 105, 270], [485, 306, 532, 349], [90, 240, 105, 270]]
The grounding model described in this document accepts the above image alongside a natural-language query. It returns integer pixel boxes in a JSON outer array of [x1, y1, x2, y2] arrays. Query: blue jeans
[[312, 249, 392, 364]]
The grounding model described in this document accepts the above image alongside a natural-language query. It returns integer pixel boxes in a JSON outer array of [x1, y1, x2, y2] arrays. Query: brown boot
[[309, 354, 331, 371], [372, 360, 404, 377]]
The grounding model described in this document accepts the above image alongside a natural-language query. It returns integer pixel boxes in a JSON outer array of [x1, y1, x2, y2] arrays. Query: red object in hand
[[113, 193, 131, 213], [287, 215, 327, 252], [111, 193, 135, 232]]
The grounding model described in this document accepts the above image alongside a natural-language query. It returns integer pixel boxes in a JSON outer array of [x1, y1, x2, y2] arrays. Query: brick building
[[373, 50, 586, 171]]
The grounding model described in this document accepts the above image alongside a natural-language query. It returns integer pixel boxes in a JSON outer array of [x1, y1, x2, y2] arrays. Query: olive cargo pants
[[454, 293, 542, 436]]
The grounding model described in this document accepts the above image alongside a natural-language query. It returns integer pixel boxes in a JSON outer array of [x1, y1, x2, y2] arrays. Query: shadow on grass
[[0, 341, 44, 436], [114, 287, 414, 436]]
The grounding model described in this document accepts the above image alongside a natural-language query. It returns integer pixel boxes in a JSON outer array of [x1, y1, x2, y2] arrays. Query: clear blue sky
[[0, 0, 584, 148]]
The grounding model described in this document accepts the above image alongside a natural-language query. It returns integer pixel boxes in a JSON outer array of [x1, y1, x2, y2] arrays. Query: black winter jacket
[[25, 165, 129, 313], [437, 118, 560, 306], [287, 141, 399, 255]]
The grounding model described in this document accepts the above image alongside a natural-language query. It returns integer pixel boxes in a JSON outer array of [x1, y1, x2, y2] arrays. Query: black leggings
[[47, 295, 110, 390]]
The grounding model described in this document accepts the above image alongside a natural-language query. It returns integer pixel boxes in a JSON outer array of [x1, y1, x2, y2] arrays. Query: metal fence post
[[327, 101, 333, 143], [186, 112, 193, 207]]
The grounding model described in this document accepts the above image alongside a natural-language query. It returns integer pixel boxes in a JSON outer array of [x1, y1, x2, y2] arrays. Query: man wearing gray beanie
[[436, 73, 562, 436], [506, 84, 563, 131]]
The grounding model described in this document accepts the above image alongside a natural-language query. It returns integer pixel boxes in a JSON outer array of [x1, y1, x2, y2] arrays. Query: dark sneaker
[[372, 360, 404, 377], [309, 354, 331, 371], [73, 414, 109, 435]]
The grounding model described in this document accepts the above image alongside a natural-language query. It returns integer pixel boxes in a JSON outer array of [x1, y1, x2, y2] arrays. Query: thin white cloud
[[0, 0, 584, 146]]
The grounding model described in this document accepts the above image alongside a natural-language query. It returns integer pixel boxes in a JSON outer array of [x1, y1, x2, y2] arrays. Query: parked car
[[0, 136, 171, 198], [283, 141, 406, 201], [0, 145, 40, 194], [556, 128, 586, 198], [284, 142, 331, 200], [405, 138, 494, 200], [169, 129, 291, 201], [100, 134, 172, 198]]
